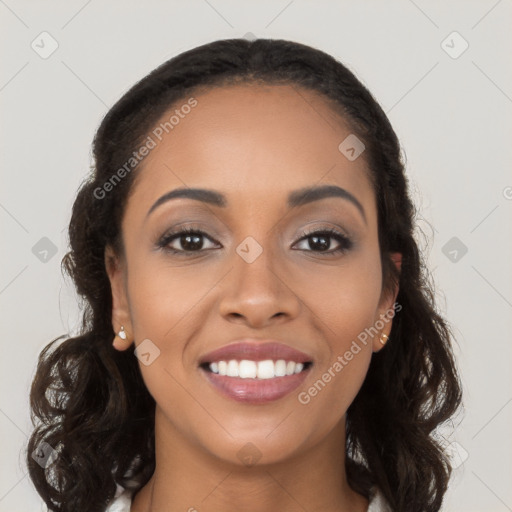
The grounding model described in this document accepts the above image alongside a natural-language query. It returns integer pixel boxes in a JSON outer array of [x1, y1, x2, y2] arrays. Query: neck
[[131, 406, 368, 512]]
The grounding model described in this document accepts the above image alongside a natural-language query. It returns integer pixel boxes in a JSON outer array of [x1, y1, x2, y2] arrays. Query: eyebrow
[[146, 184, 366, 223]]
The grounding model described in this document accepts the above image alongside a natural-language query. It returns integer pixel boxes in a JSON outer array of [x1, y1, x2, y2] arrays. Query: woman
[[26, 38, 462, 512]]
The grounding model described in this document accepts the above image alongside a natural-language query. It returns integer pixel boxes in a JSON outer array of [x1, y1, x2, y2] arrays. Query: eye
[[293, 227, 352, 255], [157, 227, 220, 255], [156, 226, 353, 256]]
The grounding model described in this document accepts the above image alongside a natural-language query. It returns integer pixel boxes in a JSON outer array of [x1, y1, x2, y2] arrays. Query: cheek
[[296, 346, 371, 450], [294, 248, 384, 348], [294, 310, 377, 447], [126, 258, 208, 344], [124, 257, 222, 413], [124, 263, 204, 432], [292, 251, 382, 428]]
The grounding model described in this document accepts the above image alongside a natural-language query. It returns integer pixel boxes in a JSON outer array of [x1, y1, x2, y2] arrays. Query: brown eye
[[157, 228, 220, 255], [293, 228, 352, 255]]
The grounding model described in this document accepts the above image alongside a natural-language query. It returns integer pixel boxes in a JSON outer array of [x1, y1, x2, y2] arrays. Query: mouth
[[198, 340, 313, 404], [200, 359, 312, 378]]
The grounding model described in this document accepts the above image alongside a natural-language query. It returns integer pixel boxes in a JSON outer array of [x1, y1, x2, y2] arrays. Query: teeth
[[257, 360, 274, 379], [227, 360, 239, 377], [274, 359, 287, 377], [208, 359, 308, 379], [239, 360, 257, 378]]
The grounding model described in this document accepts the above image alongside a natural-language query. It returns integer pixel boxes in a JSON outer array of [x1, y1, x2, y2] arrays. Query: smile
[[207, 359, 309, 379], [198, 340, 313, 404]]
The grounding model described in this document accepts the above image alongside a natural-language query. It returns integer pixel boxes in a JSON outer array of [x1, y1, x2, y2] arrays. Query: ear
[[372, 252, 402, 353], [105, 245, 133, 351]]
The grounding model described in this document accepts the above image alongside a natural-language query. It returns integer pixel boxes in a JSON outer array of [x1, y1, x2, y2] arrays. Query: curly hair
[[26, 37, 462, 512]]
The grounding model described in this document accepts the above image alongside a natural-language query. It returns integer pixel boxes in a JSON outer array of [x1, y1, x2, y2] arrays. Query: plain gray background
[[1, 1, 511, 510]]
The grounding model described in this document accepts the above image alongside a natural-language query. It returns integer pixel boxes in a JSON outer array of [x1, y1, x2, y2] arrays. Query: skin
[[105, 83, 400, 512]]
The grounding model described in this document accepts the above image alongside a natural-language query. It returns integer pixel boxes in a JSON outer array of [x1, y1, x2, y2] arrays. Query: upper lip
[[198, 339, 313, 365]]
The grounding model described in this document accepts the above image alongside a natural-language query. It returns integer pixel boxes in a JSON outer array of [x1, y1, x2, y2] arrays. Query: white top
[[105, 484, 391, 511]]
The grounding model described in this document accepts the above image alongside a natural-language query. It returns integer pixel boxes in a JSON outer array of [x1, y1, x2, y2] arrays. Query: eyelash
[[156, 226, 353, 257]]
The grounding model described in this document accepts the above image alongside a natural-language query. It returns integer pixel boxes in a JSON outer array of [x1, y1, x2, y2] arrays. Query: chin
[[206, 432, 308, 468]]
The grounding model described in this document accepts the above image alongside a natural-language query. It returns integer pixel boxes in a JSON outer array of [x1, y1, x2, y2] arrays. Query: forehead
[[128, 83, 375, 217]]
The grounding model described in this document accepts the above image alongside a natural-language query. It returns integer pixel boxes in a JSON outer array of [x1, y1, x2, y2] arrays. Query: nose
[[218, 240, 301, 329]]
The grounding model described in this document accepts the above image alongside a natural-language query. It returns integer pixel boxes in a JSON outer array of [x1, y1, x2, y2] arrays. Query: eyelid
[[156, 222, 354, 257], [293, 226, 353, 253], [157, 226, 220, 251], [290, 219, 354, 242]]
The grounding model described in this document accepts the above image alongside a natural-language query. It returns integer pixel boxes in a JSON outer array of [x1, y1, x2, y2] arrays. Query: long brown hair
[[26, 37, 462, 512]]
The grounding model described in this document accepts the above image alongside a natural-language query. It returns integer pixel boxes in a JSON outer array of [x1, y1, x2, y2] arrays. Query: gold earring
[[380, 333, 389, 345]]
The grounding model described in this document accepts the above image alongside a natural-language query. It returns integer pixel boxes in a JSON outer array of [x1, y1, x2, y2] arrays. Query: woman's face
[[107, 83, 398, 466]]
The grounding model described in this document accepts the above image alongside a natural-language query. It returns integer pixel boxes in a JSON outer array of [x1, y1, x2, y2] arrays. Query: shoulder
[[105, 485, 391, 512], [368, 486, 392, 512], [105, 485, 133, 512]]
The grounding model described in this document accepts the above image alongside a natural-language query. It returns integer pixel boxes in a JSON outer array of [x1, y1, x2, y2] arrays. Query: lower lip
[[200, 367, 311, 404]]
